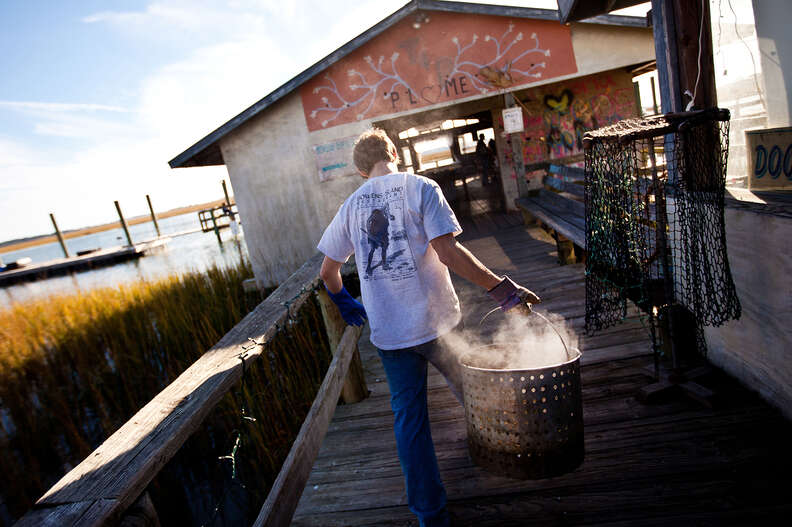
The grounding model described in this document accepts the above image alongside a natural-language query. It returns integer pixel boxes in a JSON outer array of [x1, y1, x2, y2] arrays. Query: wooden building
[[702, 0, 792, 419], [169, 0, 653, 287]]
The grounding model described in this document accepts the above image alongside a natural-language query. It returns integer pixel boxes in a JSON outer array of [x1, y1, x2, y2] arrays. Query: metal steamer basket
[[461, 320, 584, 479]]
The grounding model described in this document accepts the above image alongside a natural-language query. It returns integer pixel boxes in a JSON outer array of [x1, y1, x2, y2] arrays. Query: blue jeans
[[378, 338, 461, 527]]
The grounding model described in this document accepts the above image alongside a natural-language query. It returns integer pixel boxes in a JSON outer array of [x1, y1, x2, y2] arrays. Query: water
[[0, 213, 248, 307]]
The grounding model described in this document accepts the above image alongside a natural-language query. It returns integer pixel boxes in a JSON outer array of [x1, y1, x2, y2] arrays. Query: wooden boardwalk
[[292, 212, 792, 526], [0, 238, 169, 286]]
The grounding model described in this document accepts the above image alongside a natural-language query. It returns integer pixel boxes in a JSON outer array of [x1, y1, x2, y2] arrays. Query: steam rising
[[445, 310, 579, 371]]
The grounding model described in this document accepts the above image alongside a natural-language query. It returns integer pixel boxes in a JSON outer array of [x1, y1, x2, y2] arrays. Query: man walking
[[318, 129, 539, 526], [475, 133, 491, 185]]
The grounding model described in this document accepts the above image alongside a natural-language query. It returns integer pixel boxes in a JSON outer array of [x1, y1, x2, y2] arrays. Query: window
[[401, 147, 414, 173], [414, 136, 453, 171]]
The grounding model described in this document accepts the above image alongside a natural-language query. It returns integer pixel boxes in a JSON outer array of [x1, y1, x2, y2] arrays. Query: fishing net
[[582, 108, 741, 355]]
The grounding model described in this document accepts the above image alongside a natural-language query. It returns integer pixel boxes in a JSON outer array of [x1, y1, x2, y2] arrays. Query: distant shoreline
[[0, 198, 230, 255]]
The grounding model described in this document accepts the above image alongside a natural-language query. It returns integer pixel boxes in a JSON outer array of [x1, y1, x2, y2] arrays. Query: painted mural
[[300, 12, 577, 131], [501, 70, 638, 178]]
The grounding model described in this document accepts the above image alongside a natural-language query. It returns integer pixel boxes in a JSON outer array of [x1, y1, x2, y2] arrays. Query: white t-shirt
[[318, 172, 462, 350]]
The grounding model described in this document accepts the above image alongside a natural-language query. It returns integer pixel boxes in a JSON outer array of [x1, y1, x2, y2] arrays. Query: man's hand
[[487, 276, 541, 315], [325, 285, 367, 326]]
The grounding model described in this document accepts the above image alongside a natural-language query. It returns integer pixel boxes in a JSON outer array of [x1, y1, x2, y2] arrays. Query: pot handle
[[479, 307, 573, 361]]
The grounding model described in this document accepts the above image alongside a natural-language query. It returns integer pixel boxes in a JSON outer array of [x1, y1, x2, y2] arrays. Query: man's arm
[[319, 255, 367, 326], [430, 233, 501, 290], [430, 233, 541, 309], [319, 256, 344, 293]]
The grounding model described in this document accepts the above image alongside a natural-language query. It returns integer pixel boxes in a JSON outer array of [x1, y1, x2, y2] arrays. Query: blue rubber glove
[[326, 285, 367, 326], [487, 276, 541, 314]]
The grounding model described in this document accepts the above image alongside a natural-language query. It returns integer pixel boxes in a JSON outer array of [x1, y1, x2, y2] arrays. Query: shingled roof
[[168, 0, 647, 169]]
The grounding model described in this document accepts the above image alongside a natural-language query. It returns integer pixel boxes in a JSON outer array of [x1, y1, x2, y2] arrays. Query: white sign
[[313, 136, 357, 182], [502, 107, 524, 134]]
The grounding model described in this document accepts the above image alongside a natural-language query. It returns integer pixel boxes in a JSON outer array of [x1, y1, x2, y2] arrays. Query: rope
[[200, 282, 321, 526], [684, 0, 706, 111]]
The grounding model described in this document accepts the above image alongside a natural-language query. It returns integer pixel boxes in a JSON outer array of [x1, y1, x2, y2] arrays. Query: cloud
[[81, 1, 276, 41], [82, 3, 233, 29], [1, 100, 136, 140], [3, 0, 433, 241], [0, 101, 128, 113], [0, 137, 40, 169]]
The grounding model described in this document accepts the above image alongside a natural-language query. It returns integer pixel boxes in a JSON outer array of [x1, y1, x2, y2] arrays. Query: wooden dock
[[0, 238, 169, 286], [292, 212, 792, 526]]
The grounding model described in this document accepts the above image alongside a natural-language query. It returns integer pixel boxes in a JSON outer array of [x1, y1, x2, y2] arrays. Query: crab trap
[[582, 108, 741, 358]]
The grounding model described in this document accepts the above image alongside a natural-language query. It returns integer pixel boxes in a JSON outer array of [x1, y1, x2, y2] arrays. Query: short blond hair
[[353, 128, 399, 175]]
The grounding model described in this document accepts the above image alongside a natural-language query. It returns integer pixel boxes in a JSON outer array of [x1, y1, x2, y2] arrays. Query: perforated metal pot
[[461, 346, 584, 479]]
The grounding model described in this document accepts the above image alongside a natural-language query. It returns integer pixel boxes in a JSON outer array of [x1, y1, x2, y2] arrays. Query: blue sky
[[1, 1, 646, 243], [0, 0, 420, 242]]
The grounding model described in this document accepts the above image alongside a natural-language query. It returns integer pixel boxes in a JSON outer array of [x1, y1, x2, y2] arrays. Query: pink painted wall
[[300, 11, 578, 131], [500, 69, 638, 180]]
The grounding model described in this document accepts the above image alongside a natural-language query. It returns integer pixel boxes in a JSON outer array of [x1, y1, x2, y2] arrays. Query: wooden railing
[[16, 252, 367, 526]]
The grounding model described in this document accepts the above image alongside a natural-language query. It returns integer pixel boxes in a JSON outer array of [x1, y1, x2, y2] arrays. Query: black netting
[[583, 109, 741, 354]]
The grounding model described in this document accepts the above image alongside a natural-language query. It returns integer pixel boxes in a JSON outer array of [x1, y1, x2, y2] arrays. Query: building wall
[[496, 23, 653, 207], [497, 68, 640, 201], [220, 21, 653, 286], [753, 0, 792, 128], [219, 91, 372, 287], [711, 0, 769, 187], [570, 24, 655, 78], [703, 200, 792, 419], [704, 0, 792, 417]]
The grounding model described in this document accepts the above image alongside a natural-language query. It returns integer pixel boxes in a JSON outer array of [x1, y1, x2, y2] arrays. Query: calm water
[[0, 213, 248, 307]]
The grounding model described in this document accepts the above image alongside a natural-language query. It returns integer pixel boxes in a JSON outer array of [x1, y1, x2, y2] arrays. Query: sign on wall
[[502, 107, 524, 134], [747, 127, 792, 190], [300, 12, 577, 131], [313, 136, 358, 182]]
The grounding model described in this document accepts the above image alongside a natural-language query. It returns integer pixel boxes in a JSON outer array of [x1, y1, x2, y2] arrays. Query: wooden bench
[[516, 164, 586, 264]]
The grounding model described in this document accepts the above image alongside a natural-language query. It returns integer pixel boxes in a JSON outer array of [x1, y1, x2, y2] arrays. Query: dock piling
[[146, 194, 161, 238], [504, 93, 529, 197], [49, 213, 71, 258], [210, 208, 221, 243], [222, 180, 235, 222], [114, 200, 134, 247]]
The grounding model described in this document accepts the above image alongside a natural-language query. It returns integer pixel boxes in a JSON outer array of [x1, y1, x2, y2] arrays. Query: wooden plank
[[316, 289, 368, 404], [515, 197, 586, 248], [545, 174, 585, 197], [548, 163, 586, 181], [297, 410, 785, 515], [15, 500, 118, 527], [536, 189, 585, 219], [253, 324, 363, 527], [118, 492, 160, 527], [20, 253, 326, 525], [310, 394, 776, 484]]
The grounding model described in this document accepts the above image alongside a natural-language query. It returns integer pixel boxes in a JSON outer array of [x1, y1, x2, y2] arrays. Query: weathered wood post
[[316, 288, 368, 404], [118, 492, 160, 527], [650, 76, 659, 115], [221, 180, 235, 220], [504, 92, 529, 198], [114, 201, 134, 247], [49, 213, 71, 258], [651, 0, 718, 367], [146, 195, 161, 238]]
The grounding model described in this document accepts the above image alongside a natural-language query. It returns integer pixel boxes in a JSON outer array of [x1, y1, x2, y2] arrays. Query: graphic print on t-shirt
[[356, 184, 416, 282]]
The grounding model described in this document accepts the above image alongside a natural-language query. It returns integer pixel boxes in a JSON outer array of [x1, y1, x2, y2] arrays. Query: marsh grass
[[0, 260, 333, 526]]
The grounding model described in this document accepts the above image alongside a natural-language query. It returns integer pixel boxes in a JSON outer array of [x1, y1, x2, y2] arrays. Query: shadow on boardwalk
[[293, 212, 792, 526]]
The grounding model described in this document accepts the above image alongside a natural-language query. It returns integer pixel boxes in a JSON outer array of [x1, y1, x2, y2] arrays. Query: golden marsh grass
[[0, 260, 332, 525]]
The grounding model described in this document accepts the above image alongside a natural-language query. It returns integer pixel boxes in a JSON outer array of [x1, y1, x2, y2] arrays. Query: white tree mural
[[308, 22, 552, 128]]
